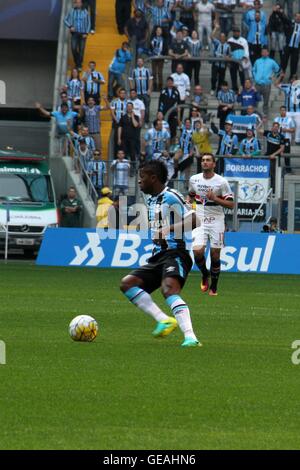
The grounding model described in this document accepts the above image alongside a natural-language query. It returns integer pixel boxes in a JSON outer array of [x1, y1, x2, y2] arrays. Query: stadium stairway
[[81, 2, 126, 161]]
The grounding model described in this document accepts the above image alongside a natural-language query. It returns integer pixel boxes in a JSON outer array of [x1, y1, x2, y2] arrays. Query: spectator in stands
[[194, 0, 216, 49], [108, 196, 123, 230], [170, 19, 185, 42], [111, 149, 131, 195], [260, 120, 285, 189], [96, 187, 113, 228], [115, 0, 132, 35], [253, 47, 280, 116], [277, 1, 293, 20], [87, 149, 107, 195], [118, 102, 140, 175], [35, 101, 78, 139], [191, 84, 208, 110], [192, 118, 212, 151], [108, 42, 132, 100], [143, 119, 170, 160], [189, 107, 203, 131], [239, 126, 261, 156], [237, 79, 261, 114], [125, 8, 149, 55], [110, 88, 128, 127], [64, 0, 91, 70], [211, 27, 231, 95], [174, 117, 194, 188], [157, 151, 176, 185], [57, 91, 74, 112], [267, 217, 282, 232], [150, 26, 166, 92], [83, 0, 96, 34], [171, 63, 191, 121], [211, 119, 239, 173], [134, 0, 148, 16], [128, 89, 145, 127], [146, 0, 171, 37], [274, 105, 295, 172], [65, 68, 84, 108], [70, 125, 96, 152], [77, 137, 94, 170], [276, 73, 300, 144], [282, 13, 300, 79], [245, 104, 263, 133], [228, 27, 249, 92], [169, 30, 190, 73], [128, 89, 144, 155], [186, 30, 202, 86], [129, 57, 153, 126], [60, 186, 83, 227], [192, 119, 213, 171], [110, 88, 128, 152], [178, 0, 196, 33], [217, 81, 236, 129], [156, 111, 170, 132], [158, 76, 181, 139], [216, 0, 236, 36], [268, 4, 289, 68], [81, 96, 108, 150], [82, 61, 105, 105], [244, 1, 267, 27], [247, 11, 268, 65]]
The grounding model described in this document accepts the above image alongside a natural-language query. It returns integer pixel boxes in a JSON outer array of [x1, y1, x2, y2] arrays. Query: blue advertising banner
[[224, 158, 270, 219], [224, 158, 270, 179], [37, 229, 300, 275]]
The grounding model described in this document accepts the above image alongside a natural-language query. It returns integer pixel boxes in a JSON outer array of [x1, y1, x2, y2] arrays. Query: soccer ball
[[69, 315, 98, 342]]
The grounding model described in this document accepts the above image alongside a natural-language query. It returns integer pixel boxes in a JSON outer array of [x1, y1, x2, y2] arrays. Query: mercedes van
[[0, 150, 58, 254]]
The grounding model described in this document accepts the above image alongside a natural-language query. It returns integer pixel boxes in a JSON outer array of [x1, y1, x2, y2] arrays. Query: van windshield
[[0, 174, 54, 203]]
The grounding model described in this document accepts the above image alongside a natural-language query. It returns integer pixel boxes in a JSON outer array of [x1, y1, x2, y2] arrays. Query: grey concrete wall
[[50, 157, 97, 227], [0, 121, 50, 154], [0, 40, 57, 109]]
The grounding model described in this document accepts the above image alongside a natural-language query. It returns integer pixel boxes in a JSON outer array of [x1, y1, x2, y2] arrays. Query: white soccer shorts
[[192, 217, 225, 249]]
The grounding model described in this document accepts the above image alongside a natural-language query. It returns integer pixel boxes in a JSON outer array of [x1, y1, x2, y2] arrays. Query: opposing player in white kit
[[189, 153, 234, 296]]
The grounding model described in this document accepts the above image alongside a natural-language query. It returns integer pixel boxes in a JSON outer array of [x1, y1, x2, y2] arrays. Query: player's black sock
[[210, 259, 221, 292], [194, 255, 209, 279]]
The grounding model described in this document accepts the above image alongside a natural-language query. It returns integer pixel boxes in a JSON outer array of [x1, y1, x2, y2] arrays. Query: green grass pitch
[[0, 263, 300, 450]]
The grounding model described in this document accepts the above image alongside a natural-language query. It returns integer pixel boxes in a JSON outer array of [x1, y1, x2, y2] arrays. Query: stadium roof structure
[[0, 150, 47, 162]]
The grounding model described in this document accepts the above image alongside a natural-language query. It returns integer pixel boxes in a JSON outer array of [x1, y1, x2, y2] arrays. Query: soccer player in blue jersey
[[120, 160, 200, 347]]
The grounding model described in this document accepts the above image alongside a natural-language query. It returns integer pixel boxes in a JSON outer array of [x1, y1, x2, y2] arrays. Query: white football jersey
[[189, 173, 233, 218]]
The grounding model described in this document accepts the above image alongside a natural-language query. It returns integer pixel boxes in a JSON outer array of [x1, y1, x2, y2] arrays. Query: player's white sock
[[166, 295, 197, 340], [124, 287, 169, 322]]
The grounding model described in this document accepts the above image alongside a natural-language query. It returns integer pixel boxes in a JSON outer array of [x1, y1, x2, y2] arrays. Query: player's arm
[[154, 192, 200, 243], [155, 211, 200, 245], [206, 190, 234, 209]]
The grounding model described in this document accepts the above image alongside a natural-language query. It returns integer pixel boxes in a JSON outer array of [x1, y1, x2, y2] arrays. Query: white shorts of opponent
[[192, 217, 225, 249]]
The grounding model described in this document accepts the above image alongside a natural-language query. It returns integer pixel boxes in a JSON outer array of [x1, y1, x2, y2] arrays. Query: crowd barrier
[[37, 228, 300, 274]]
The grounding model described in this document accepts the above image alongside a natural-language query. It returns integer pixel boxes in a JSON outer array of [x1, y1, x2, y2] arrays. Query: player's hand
[[153, 227, 169, 245], [206, 189, 216, 202]]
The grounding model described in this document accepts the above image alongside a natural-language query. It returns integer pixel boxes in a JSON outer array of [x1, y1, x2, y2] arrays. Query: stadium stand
[[46, 0, 300, 232]]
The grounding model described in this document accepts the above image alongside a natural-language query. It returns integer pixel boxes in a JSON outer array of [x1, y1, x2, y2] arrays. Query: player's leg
[[161, 254, 201, 347], [161, 276, 200, 348], [208, 221, 224, 295], [120, 270, 177, 337], [209, 248, 221, 296], [192, 226, 209, 293]]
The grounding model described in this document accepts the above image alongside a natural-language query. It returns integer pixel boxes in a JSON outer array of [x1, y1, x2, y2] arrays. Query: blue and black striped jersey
[[146, 187, 194, 256]]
